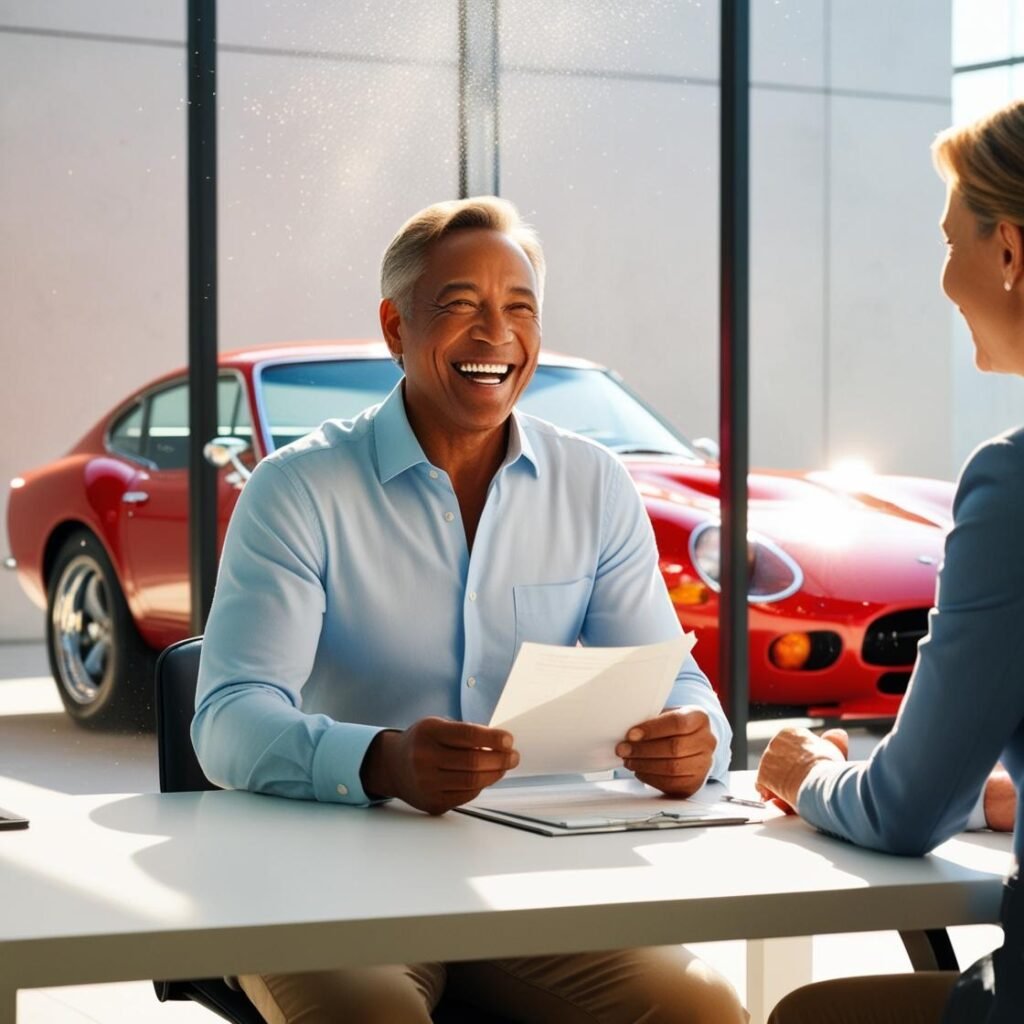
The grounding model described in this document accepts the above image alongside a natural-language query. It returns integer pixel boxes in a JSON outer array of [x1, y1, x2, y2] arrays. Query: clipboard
[[457, 803, 749, 837], [456, 778, 760, 837], [0, 806, 29, 831]]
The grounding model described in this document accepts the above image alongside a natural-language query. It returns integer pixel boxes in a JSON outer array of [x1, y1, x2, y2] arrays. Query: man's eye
[[508, 303, 536, 315], [447, 299, 476, 310]]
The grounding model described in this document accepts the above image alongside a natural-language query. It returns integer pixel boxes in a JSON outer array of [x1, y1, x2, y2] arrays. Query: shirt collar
[[373, 383, 430, 483], [373, 382, 541, 483], [506, 409, 541, 478]]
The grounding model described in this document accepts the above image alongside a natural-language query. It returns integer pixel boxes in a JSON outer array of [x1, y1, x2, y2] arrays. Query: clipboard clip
[[561, 811, 713, 830]]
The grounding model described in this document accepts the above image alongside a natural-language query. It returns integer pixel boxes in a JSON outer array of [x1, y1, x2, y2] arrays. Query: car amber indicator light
[[770, 632, 813, 670], [667, 580, 711, 606]]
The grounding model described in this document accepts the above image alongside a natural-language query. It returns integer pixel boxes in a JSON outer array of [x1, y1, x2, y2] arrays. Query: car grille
[[877, 672, 912, 695], [862, 609, 930, 667]]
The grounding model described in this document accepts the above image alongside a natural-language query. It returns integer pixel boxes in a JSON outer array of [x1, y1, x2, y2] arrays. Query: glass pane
[[0, 6, 187, 645], [499, 0, 719, 453], [953, 66, 1014, 125], [217, 0, 459, 351], [109, 402, 144, 458], [518, 368, 696, 457], [259, 359, 403, 448], [953, 0, 1011, 67], [216, 375, 252, 443], [147, 383, 189, 470], [259, 359, 698, 457]]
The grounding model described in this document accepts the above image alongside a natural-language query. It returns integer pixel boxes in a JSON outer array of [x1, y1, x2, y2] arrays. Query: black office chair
[[152, 636, 506, 1024], [152, 637, 265, 1024]]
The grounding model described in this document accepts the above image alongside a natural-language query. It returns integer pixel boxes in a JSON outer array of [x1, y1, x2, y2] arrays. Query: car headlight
[[689, 522, 803, 603]]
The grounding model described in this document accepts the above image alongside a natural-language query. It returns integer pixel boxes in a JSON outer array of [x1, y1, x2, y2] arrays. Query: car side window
[[146, 383, 190, 471], [109, 402, 145, 459], [138, 375, 253, 472], [216, 376, 253, 446]]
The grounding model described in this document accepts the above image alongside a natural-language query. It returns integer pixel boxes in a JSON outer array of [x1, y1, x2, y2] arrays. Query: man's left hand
[[615, 707, 716, 797]]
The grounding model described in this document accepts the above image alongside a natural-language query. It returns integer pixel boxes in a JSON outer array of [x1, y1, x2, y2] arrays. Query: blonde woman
[[757, 99, 1024, 1023]]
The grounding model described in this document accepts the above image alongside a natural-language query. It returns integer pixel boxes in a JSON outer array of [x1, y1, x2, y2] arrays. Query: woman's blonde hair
[[380, 196, 545, 316], [932, 99, 1024, 235]]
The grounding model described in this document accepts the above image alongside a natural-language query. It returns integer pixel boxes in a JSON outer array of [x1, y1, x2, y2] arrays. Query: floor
[[0, 640, 1003, 1023]]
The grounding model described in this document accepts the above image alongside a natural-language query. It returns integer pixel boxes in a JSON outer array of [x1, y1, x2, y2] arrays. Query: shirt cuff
[[311, 721, 389, 806], [965, 788, 988, 832]]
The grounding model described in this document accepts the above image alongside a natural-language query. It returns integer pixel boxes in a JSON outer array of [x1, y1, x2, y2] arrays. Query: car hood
[[626, 458, 956, 603]]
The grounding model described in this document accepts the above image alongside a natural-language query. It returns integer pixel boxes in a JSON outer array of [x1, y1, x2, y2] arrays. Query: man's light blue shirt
[[193, 383, 732, 805]]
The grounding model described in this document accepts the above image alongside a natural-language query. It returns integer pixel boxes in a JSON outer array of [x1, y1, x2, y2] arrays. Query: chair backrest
[[154, 636, 220, 794]]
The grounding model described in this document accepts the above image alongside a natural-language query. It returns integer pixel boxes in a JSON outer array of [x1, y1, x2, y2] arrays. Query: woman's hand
[[756, 727, 849, 813], [984, 766, 1017, 831]]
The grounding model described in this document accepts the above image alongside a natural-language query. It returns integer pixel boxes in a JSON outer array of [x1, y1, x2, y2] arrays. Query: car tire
[[46, 529, 156, 730]]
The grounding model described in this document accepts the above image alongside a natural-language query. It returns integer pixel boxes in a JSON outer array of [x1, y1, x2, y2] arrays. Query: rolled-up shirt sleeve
[[192, 458, 384, 805], [582, 457, 733, 783], [796, 437, 1024, 855]]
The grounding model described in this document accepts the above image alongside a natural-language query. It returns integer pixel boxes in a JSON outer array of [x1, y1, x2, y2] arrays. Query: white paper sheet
[[488, 634, 696, 776]]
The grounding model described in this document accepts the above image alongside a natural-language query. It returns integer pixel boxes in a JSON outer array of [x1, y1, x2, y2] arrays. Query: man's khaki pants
[[239, 945, 748, 1024], [767, 972, 958, 1024]]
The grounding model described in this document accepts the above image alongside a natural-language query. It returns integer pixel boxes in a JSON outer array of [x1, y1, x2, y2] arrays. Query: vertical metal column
[[719, 0, 750, 767], [458, 0, 501, 197], [187, 0, 219, 634]]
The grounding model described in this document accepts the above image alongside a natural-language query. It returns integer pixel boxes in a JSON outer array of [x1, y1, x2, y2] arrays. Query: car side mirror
[[203, 436, 252, 481], [691, 437, 720, 462]]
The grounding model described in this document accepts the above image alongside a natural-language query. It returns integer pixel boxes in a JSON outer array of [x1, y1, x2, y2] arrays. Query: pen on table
[[722, 794, 767, 809]]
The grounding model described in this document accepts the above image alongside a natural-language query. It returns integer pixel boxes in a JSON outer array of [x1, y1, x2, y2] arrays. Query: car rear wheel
[[46, 530, 155, 730]]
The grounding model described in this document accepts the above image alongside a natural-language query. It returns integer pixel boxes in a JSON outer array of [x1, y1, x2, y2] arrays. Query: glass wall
[[216, 0, 460, 346], [500, 0, 720, 444]]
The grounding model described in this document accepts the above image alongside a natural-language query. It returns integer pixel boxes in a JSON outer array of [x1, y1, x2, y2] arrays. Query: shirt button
[[468, 591, 477, 602], [336, 784, 349, 796], [444, 511, 454, 522], [467, 676, 477, 688], [429, 470, 439, 479]]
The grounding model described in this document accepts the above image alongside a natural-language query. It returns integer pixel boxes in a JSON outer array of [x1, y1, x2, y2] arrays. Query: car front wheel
[[46, 530, 155, 730]]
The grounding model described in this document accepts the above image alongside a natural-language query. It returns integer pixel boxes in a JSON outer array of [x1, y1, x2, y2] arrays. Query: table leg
[[746, 937, 813, 1024]]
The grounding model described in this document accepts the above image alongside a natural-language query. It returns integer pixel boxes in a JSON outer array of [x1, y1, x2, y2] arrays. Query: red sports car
[[6, 340, 954, 728]]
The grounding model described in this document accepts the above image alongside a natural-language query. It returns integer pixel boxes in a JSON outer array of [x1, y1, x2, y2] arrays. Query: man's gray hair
[[380, 196, 546, 317]]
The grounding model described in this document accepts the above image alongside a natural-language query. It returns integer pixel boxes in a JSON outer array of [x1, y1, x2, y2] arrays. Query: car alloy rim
[[51, 555, 113, 705]]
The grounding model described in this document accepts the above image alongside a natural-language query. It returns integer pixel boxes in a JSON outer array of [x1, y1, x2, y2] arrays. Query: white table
[[0, 774, 1011, 1024]]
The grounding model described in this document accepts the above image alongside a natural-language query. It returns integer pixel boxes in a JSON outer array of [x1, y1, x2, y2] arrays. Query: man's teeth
[[457, 362, 511, 375], [455, 362, 513, 385]]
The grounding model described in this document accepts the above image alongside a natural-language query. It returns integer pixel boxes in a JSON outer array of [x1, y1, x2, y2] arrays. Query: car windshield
[[258, 359, 699, 458]]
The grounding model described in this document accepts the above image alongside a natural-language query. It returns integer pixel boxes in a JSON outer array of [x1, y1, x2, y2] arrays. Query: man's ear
[[379, 298, 404, 362], [997, 220, 1024, 289]]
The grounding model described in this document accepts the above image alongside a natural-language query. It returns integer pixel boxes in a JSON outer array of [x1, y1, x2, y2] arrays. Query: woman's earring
[[1006, 281, 1013, 292]]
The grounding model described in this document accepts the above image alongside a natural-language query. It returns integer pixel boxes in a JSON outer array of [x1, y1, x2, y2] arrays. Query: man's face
[[383, 228, 541, 440]]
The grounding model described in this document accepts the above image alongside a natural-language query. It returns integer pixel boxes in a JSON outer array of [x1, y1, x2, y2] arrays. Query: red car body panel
[[7, 340, 954, 718]]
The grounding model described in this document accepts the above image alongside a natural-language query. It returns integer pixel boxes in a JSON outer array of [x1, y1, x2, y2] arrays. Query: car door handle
[[122, 491, 150, 505]]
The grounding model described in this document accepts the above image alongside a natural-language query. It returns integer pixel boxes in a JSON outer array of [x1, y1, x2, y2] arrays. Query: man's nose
[[475, 304, 514, 344]]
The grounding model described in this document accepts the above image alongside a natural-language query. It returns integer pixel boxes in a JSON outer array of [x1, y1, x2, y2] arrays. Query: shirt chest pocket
[[513, 577, 593, 652]]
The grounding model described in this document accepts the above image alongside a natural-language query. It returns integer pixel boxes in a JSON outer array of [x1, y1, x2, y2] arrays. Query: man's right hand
[[360, 717, 519, 815]]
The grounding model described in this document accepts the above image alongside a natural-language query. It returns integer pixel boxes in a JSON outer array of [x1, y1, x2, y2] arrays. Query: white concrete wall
[[0, 0, 954, 641], [501, 0, 953, 477]]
